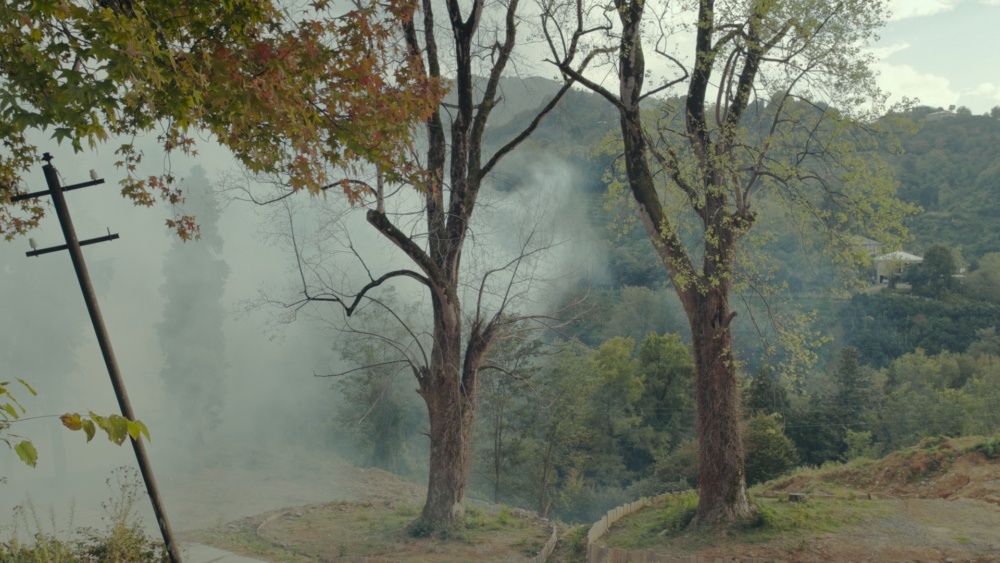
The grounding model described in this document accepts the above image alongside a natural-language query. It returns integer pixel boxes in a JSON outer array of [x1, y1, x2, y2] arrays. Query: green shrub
[[738, 503, 774, 531], [562, 525, 589, 559], [655, 492, 698, 533], [968, 434, 1000, 459], [496, 506, 512, 526], [743, 413, 799, 485], [654, 440, 699, 490], [843, 430, 881, 461]]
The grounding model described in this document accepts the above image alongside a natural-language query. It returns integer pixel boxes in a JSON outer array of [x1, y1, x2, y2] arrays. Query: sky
[[877, 0, 1000, 113]]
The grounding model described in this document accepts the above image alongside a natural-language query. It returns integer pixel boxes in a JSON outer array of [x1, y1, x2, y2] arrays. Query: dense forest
[[328, 82, 1000, 523]]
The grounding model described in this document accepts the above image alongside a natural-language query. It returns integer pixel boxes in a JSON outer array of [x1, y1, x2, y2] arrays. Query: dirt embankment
[[772, 437, 1000, 507], [742, 437, 1000, 561]]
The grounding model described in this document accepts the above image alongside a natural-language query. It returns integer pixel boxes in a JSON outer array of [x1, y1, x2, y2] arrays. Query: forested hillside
[[897, 107, 1000, 257], [492, 81, 1000, 363]]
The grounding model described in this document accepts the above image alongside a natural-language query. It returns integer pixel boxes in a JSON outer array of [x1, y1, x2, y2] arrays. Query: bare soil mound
[[770, 436, 1000, 506]]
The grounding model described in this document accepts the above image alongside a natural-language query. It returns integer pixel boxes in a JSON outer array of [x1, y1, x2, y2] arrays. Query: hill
[[489, 79, 1000, 264], [485, 79, 1000, 371], [897, 109, 1000, 258]]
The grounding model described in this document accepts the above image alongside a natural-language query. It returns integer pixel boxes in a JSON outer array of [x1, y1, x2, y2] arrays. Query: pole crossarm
[[26, 231, 119, 257], [10, 178, 105, 202]]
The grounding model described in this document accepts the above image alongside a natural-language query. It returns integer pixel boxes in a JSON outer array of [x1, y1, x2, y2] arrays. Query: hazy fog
[[0, 104, 607, 537]]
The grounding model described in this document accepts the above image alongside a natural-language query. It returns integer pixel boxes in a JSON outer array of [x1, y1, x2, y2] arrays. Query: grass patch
[[602, 492, 886, 553], [192, 500, 550, 562], [187, 522, 291, 561], [598, 492, 697, 551]]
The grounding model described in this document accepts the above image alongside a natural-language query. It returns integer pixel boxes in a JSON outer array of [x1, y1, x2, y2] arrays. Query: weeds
[[0, 467, 167, 562], [561, 524, 589, 559], [737, 503, 773, 531], [655, 492, 699, 533], [496, 506, 512, 526]]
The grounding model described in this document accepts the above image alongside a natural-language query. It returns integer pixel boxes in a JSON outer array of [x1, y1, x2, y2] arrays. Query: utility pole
[[13, 153, 183, 563]]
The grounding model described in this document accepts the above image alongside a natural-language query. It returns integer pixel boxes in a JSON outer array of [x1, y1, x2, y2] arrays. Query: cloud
[[875, 61, 959, 108], [971, 82, 999, 97], [887, 0, 957, 20], [871, 42, 911, 59], [964, 83, 1000, 109]]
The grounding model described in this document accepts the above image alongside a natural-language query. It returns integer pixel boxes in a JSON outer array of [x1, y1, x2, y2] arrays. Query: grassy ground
[[602, 491, 888, 552], [594, 437, 1000, 561], [186, 500, 552, 562]]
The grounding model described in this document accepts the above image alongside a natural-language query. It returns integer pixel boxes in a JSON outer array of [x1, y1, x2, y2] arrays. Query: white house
[[875, 251, 923, 283]]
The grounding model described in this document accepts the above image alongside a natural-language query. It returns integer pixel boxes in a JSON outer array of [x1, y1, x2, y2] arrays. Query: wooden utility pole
[[14, 153, 183, 563]]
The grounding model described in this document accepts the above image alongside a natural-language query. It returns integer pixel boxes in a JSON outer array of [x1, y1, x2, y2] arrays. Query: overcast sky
[[878, 0, 1000, 113]]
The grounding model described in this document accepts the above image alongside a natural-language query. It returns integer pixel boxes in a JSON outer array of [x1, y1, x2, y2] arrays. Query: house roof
[[875, 251, 924, 263]]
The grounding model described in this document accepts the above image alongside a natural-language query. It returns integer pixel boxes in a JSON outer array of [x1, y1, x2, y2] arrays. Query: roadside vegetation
[[0, 468, 166, 562]]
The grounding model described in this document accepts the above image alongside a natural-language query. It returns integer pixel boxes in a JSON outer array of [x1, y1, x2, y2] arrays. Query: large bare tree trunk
[[410, 295, 484, 532], [689, 288, 754, 524], [417, 362, 475, 531]]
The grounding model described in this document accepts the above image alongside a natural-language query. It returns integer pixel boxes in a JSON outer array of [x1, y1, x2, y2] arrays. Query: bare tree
[[235, 28, 578, 528], [545, 0, 913, 524]]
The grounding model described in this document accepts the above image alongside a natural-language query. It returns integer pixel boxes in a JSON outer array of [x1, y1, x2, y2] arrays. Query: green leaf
[[15, 440, 37, 467], [108, 415, 129, 445], [82, 419, 96, 443], [127, 420, 150, 442], [17, 379, 37, 395]]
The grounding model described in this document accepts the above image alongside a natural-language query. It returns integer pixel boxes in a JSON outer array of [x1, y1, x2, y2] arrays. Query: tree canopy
[[0, 0, 439, 238]]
